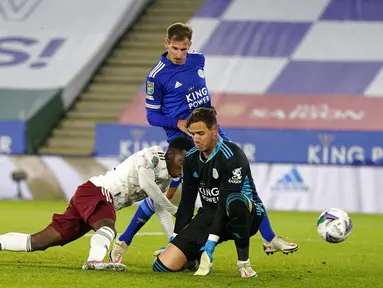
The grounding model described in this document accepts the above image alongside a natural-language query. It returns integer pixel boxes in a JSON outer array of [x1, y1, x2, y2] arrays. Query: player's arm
[[154, 202, 174, 238], [145, 76, 179, 129], [174, 157, 199, 234], [137, 156, 178, 216]]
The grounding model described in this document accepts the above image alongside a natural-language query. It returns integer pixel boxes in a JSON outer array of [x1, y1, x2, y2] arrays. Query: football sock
[[87, 226, 115, 262], [259, 209, 276, 242], [118, 198, 155, 245], [0, 232, 31, 252], [152, 257, 173, 272]]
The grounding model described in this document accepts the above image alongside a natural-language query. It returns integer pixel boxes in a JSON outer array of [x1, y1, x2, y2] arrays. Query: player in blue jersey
[[109, 22, 298, 264]]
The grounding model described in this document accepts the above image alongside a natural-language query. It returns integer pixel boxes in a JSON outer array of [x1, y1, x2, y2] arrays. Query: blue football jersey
[[145, 51, 216, 141]]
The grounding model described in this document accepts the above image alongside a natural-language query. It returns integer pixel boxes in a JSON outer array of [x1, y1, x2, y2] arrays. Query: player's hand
[[152, 235, 175, 257], [177, 120, 191, 136], [153, 245, 166, 257], [194, 240, 216, 276]]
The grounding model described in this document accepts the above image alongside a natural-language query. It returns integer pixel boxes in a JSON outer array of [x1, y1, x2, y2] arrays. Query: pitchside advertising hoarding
[[95, 124, 383, 166], [0, 121, 24, 154], [96, 93, 383, 165]]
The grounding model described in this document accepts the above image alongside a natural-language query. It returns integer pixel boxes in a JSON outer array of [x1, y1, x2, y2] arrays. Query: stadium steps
[[39, 0, 204, 156]]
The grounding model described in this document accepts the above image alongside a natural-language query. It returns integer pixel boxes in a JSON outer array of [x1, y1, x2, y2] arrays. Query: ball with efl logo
[[317, 208, 353, 243]]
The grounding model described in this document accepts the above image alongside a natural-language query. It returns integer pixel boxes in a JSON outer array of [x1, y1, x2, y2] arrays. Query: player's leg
[[225, 193, 264, 278], [153, 211, 212, 272], [0, 202, 89, 253], [110, 197, 155, 262], [0, 226, 62, 252], [260, 203, 299, 255], [110, 182, 179, 262], [86, 204, 116, 265]]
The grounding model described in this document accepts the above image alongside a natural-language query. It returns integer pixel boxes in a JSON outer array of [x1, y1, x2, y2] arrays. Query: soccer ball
[[317, 208, 353, 243]]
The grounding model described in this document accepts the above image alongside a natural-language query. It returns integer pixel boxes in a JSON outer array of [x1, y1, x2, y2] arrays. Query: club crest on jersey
[[228, 167, 242, 184], [198, 69, 205, 78], [146, 81, 154, 95], [151, 155, 159, 168], [212, 168, 219, 179]]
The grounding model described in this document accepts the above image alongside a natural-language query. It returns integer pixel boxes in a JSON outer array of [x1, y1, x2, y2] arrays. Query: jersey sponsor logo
[[198, 69, 205, 78], [186, 86, 210, 109], [146, 81, 154, 95], [228, 167, 242, 184], [198, 187, 219, 203], [175, 81, 182, 88], [212, 168, 219, 179]]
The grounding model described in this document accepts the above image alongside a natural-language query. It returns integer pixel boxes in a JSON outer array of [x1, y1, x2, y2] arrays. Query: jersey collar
[[199, 136, 223, 163]]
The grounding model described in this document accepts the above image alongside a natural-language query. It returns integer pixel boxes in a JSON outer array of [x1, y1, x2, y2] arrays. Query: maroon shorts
[[49, 181, 116, 246]]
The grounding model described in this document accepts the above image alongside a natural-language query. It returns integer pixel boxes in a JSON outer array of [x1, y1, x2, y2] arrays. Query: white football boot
[[82, 261, 127, 272], [237, 259, 257, 278], [263, 236, 299, 255], [109, 239, 128, 263]]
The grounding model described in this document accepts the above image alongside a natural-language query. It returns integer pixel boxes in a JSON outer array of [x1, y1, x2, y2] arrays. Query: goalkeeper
[[153, 108, 265, 277]]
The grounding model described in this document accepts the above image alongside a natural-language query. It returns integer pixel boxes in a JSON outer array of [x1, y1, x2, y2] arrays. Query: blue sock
[[153, 257, 172, 272], [118, 198, 155, 245], [259, 208, 276, 242]]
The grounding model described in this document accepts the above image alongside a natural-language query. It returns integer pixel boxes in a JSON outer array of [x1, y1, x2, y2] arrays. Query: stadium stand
[[38, 0, 204, 156]]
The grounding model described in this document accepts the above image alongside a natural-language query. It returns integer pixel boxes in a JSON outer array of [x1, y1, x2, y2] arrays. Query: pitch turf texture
[[0, 201, 381, 288]]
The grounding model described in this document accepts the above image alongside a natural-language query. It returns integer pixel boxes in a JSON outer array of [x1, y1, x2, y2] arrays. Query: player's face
[[167, 150, 187, 178], [164, 37, 191, 65], [188, 121, 218, 153]]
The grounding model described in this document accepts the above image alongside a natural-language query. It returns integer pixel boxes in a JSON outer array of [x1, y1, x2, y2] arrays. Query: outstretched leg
[[0, 225, 62, 252]]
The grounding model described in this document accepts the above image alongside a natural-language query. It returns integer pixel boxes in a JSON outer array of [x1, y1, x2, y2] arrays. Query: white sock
[[0, 233, 31, 252], [87, 226, 115, 262]]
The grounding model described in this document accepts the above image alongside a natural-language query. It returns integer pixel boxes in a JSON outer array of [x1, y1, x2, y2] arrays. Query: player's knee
[[226, 193, 250, 218], [152, 257, 174, 272]]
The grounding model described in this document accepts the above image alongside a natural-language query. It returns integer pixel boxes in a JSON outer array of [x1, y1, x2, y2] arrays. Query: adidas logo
[[193, 172, 199, 178], [271, 168, 309, 192], [175, 81, 182, 88]]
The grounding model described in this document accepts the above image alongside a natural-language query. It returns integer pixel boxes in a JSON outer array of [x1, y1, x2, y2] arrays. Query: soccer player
[[152, 108, 265, 277], [110, 22, 298, 263], [0, 136, 193, 271]]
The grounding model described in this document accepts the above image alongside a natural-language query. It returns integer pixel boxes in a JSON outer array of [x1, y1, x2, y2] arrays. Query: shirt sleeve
[[137, 153, 177, 215], [174, 156, 199, 234], [209, 150, 250, 238], [154, 202, 174, 238], [145, 76, 178, 129]]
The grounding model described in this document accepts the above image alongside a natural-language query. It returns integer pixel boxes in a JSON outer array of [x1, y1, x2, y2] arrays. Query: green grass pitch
[[0, 201, 381, 288]]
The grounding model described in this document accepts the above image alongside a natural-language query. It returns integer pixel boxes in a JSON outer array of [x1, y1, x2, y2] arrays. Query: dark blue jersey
[[145, 51, 228, 142], [174, 137, 262, 237]]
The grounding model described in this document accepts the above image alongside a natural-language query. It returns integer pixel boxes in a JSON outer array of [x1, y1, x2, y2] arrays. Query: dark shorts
[[48, 181, 116, 246], [172, 202, 265, 261]]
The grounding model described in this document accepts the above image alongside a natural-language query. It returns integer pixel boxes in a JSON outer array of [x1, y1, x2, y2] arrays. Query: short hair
[[166, 22, 193, 42], [168, 136, 194, 151], [185, 108, 217, 130]]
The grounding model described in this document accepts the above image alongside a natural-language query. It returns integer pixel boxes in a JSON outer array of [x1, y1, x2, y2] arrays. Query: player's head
[[185, 108, 219, 153], [165, 136, 194, 178], [164, 22, 192, 65]]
